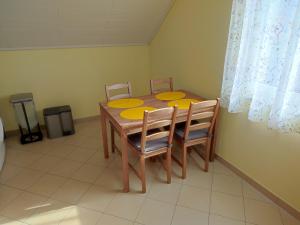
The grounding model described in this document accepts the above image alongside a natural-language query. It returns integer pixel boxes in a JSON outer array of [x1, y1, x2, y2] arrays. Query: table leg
[[120, 130, 129, 192], [100, 107, 109, 159]]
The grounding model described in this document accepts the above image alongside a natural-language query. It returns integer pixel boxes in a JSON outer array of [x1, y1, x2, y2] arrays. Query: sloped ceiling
[[0, 0, 174, 50]]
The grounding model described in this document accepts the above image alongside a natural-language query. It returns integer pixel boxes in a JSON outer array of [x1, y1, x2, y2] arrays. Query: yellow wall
[[150, 0, 300, 211], [0, 45, 151, 131]]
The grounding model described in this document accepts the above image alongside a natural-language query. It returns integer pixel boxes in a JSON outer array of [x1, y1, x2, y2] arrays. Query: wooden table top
[[99, 90, 204, 132]]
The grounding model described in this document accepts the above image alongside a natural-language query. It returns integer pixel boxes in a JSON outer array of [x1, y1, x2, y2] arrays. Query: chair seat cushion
[[175, 122, 208, 140], [128, 133, 169, 152]]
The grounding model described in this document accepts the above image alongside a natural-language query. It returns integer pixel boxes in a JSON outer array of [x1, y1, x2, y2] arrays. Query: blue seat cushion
[[175, 122, 208, 140], [128, 133, 169, 152]]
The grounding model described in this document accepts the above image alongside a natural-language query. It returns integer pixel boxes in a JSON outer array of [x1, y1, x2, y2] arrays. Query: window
[[221, 0, 300, 133]]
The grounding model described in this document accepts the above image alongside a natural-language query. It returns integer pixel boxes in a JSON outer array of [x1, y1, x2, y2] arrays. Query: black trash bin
[[43, 105, 75, 139]]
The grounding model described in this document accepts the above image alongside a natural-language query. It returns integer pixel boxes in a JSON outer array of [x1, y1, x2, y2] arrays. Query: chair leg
[[204, 139, 211, 172], [140, 156, 146, 193], [110, 123, 115, 153], [166, 148, 172, 184], [182, 145, 187, 179]]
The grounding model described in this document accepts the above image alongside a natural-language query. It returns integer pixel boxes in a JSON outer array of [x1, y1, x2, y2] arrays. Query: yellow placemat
[[107, 98, 144, 109], [168, 98, 200, 109], [155, 91, 186, 101], [120, 107, 157, 120]]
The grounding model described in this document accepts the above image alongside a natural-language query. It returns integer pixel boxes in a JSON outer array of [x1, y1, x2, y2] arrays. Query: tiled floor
[[0, 120, 299, 225]]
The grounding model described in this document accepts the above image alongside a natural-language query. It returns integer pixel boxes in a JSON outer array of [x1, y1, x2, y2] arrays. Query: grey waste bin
[[43, 105, 75, 139]]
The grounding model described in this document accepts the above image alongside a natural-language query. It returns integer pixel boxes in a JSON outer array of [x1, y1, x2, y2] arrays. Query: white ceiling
[[0, 0, 174, 50]]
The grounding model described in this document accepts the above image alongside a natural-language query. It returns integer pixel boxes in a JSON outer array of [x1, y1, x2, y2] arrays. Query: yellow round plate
[[168, 98, 200, 109], [155, 91, 186, 101], [120, 107, 157, 120], [107, 98, 144, 109]]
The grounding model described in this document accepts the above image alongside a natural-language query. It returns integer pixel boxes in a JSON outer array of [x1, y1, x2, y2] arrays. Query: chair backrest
[[183, 99, 220, 140], [105, 82, 132, 101], [150, 77, 173, 94], [140, 106, 178, 153]]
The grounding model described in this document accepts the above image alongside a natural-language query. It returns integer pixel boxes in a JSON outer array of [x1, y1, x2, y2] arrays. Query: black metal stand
[[19, 102, 43, 144]]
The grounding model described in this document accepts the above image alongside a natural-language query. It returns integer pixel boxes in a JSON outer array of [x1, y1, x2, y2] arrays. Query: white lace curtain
[[221, 0, 300, 133]]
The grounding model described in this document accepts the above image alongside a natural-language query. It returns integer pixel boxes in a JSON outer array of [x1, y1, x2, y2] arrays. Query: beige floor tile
[[51, 179, 90, 204], [213, 161, 237, 177], [101, 158, 151, 194], [177, 185, 210, 212], [26, 174, 67, 197], [94, 168, 123, 191], [104, 193, 144, 220], [209, 214, 245, 225], [4, 150, 21, 162], [148, 180, 181, 204], [0, 192, 47, 221], [280, 209, 300, 225], [5, 168, 43, 190], [63, 135, 86, 147], [242, 181, 272, 203], [97, 214, 134, 225], [27, 155, 63, 172], [81, 136, 102, 150], [244, 198, 282, 225], [65, 147, 96, 163], [1, 120, 288, 225], [46, 145, 76, 158], [85, 151, 116, 167], [49, 159, 83, 177], [0, 215, 7, 221], [136, 199, 175, 225], [171, 206, 209, 225], [43, 137, 68, 146], [107, 157, 124, 170], [183, 168, 213, 189], [0, 217, 28, 225], [4, 136, 20, 149], [59, 206, 102, 225], [5, 150, 43, 167], [0, 185, 22, 210], [210, 192, 245, 221], [71, 164, 105, 183], [24, 199, 71, 225], [22, 142, 53, 155], [213, 174, 243, 196], [0, 164, 23, 184], [78, 185, 117, 212]]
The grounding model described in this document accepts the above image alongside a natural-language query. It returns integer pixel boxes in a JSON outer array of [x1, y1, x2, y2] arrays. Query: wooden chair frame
[[105, 82, 132, 153], [150, 77, 173, 94], [172, 99, 220, 178], [105, 82, 132, 101], [125, 107, 178, 193]]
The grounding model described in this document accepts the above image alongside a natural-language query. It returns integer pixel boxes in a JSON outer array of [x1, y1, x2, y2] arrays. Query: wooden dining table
[[99, 90, 218, 192]]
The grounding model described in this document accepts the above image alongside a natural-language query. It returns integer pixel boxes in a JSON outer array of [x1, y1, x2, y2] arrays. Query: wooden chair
[[105, 82, 132, 101], [105, 82, 132, 153], [150, 77, 173, 94], [172, 99, 220, 178], [126, 106, 178, 193]]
